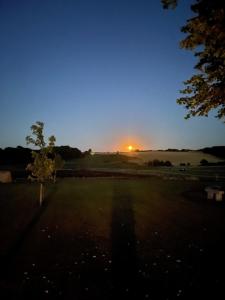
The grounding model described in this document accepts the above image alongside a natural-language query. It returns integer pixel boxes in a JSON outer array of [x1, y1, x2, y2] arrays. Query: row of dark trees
[[147, 160, 173, 167], [147, 159, 225, 167], [0, 146, 32, 165], [200, 146, 225, 159], [0, 145, 90, 165]]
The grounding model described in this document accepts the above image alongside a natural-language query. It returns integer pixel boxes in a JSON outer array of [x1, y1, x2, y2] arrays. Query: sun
[[128, 145, 133, 151]]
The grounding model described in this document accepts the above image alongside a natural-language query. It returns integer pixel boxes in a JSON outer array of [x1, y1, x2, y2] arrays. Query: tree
[[200, 158, 209, 166], [162, 0, 225, 120], [26, 121, 56, 206], [53, 153, 64, 183]]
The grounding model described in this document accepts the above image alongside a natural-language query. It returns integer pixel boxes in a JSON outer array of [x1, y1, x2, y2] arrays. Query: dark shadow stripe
[[111, 182, 138, 298]]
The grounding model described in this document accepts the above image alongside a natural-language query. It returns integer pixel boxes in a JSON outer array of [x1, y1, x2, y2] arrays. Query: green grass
[[1, 178, 225, 298], [0, 182, 57, 256], [65, 153, 141, 169], [1, 178, 223, 251]]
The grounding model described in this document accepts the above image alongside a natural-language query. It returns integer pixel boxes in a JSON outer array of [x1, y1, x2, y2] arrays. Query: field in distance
[[120, 150, 224, 166], [64, 151, 225, 181]]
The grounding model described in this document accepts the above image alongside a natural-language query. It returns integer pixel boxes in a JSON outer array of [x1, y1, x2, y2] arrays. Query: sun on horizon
[[115, 136, 144, 152]]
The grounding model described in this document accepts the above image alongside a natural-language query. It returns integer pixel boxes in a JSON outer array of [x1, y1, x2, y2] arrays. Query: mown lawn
[[0, 178, 225, 299]]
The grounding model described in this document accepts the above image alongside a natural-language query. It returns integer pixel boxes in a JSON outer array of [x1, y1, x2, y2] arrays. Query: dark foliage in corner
[[199, 146, 225, 159], [163, 0, 225, 121]]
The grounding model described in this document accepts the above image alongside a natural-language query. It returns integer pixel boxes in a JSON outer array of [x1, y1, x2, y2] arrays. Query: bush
[[200, 159, 209, 166], [54, 146, 83, 161], [164, 160, 172, 167], [147, 160, 173, 167]]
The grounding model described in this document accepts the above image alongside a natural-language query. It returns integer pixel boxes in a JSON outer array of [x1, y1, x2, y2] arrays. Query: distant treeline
[[164, 148, 191, 152], [138, 147, 225, 157], [199, 146, 225, 159], [137, 149, 192, 152], [0, 146, 90, 165]]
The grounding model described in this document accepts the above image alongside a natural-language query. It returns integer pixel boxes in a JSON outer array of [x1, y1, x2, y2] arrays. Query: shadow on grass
[[0, 183, 58, 276], [111, 182, 138, 298]]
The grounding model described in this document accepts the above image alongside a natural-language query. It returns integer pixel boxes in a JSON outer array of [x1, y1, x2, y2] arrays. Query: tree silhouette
[[162, 0, 225, 120]]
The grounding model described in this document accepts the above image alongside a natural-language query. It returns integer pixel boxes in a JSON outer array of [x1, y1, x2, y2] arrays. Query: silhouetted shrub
[[54, 146, 83, 160], [200, 159, 209, 166], [147, 160, 173, 167], [164, 160, 172, 167]]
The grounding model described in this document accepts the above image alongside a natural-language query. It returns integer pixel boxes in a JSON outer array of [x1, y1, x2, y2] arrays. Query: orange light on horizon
[[119, 139, 141, 152], [110, 135, 149, 152]]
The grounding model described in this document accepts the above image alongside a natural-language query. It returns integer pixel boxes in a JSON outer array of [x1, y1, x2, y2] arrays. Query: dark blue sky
[[0, 0, 224, 151]]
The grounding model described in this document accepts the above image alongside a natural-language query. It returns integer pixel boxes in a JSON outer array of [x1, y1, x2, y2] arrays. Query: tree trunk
[[40, 183, 44, 206], [54, 170, 56, 183]]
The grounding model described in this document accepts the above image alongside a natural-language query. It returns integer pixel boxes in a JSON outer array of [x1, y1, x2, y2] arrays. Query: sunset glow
[[112, 136, 144, 152]]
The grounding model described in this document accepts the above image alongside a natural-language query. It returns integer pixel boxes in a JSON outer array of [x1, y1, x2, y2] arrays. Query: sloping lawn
[[0, 178, 225, 299], [0, 182, 40, 256]]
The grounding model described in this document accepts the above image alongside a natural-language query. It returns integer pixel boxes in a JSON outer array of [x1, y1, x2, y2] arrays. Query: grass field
[[123, 150, 224, 166], [64, 153, 225, 181], [65, 153, 138, 170], [71, 151, 224, 169], [1, 178, 225, 299], [1, 152, 225, 184]]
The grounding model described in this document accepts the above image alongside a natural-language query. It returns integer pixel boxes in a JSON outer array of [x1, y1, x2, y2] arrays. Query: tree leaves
[[161, 0, 177, 9], [163, 0, 225, 121], [26, 121, 56, 183]]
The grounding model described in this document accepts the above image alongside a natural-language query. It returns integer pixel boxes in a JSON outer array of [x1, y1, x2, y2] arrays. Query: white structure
[[0, 171, 12, 183], [205, 186, 224, 201]]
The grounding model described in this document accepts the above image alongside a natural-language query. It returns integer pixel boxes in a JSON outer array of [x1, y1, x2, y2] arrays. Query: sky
[[0, 0, 224, 151]]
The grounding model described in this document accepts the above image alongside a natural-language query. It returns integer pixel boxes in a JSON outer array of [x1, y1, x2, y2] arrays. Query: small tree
[[26, 121, 56, 206], [53, 153, 64, 183]]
